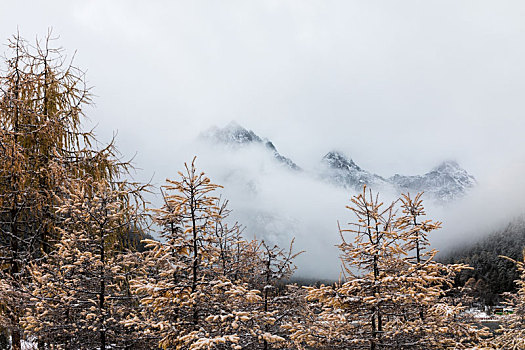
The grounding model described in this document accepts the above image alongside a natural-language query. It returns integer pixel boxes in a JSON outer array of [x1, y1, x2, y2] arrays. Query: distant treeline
[[440, 218, 525, 305]]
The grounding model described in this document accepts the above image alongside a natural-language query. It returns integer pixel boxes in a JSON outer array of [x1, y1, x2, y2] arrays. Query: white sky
[[2, 1, 525, 179], [3, 1, 525, 275]]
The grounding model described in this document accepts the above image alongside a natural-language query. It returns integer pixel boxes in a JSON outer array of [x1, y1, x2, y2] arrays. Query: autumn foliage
[[1, 32, 523, 350]]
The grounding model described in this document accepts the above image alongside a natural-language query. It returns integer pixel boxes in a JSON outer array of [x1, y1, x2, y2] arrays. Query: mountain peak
[[321, 151, 389, 191], [389, 160, 476, 202], [322, 151, 360, 171], [225, 120, 241, 128], [223, 120, 244, 133], [201, 122, 300, 171], [201, 124, 476, 202], [202, 121, 262, 145], [433, 160, 460, 172]]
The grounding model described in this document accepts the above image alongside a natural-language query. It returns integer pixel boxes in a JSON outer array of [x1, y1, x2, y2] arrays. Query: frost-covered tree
[[493, 251, 525, 349], [389, 192, 486, 348], [207, 199, 303, 349], [253, 240, 302, 350], [286, 187, 403, 349], [131, 159, 266, 349], [131, 159, 304, 349], [22, 178, 151, 349], [0, 31, 123, 349], [286, 188, 486, 349], [210, 198, 254, 282]]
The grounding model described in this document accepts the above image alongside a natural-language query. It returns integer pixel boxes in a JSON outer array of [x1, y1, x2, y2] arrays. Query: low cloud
[[5, 2, 523, 279], [149, 137, 520, 279]]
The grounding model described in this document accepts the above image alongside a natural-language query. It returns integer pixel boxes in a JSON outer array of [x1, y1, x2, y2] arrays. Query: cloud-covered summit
[[201, 123, 476, 203], [389, 160, 477, 202], [201, 121, 301, 170], [320, 151, 391, 192]]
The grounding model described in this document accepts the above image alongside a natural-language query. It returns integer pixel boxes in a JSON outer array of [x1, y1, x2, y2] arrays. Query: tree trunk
[[99, 223, 106, 350], [190, 192, 199, 327], [12, 329, 21, 350]]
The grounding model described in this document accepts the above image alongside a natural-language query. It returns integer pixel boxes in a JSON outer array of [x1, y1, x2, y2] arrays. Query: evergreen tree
[[440, 218, 525, 306], [493, 251, 525, 349]]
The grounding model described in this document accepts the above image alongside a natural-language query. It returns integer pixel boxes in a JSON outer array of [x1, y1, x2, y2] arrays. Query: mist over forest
[[164, 123, 523, 279], [2, 1, 525, 349]]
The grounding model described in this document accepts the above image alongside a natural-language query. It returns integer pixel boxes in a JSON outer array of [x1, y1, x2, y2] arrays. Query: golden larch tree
[[23, 178, 151, 349], [0, 31, 123, 349], [286, 188, 487, 349], [131, 158, 264, 349]]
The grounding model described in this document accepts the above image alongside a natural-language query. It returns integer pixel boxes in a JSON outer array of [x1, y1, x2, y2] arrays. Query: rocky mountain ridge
[[201, 122, 476, 202], [322, 151, 476, 202], [201, 121, 301, 170]]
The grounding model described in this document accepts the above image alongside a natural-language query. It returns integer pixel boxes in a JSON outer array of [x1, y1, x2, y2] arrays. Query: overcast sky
[[3, 1, 525, 178], [3, 1, 525, 275]]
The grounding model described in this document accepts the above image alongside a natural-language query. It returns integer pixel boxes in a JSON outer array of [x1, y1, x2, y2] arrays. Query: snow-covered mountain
[[389, 160, 477, 202], [320, 151, 390, 191], [321, 151, 476, 202], [200, 122, 476, 203], [320, 151, 476, 202], [201, 121, 301, 170], [201, 121, 263, 145]]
